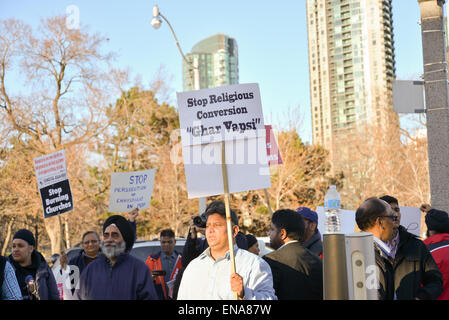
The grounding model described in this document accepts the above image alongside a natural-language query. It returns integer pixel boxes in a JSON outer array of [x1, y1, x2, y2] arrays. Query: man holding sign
[[177, 201, 276, 300]]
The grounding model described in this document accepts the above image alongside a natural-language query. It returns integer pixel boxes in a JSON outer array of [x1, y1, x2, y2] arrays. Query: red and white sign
[[265, 125, 283, 166]]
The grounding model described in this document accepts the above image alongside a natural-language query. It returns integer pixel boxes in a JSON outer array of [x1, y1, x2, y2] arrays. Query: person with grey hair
[[379, 196, 443, 300], [77, 215, 158, 300], [355, 198, 396, 300]]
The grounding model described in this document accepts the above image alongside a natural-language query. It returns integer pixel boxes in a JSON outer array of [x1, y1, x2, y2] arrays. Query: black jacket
[[392, 226, 443, 300], [263, 242, 323, 300], [8, 251, 60, 300], [374, 242, 395, 300], [303, 230, 323, 257]]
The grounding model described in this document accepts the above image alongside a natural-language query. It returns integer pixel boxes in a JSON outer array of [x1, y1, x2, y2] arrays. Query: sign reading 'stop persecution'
[[108, 169, 156, 213], [177, 83, 265, 147]]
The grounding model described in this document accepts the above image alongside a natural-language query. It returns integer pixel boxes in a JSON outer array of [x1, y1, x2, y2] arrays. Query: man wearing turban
[[77, 215, 158, 300]]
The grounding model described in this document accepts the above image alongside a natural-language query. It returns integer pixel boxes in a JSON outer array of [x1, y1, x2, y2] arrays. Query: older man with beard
[[77, 215, 158, 300]]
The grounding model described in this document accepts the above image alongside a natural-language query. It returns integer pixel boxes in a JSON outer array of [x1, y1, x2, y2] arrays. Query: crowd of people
[[1, 195, 449, 301]]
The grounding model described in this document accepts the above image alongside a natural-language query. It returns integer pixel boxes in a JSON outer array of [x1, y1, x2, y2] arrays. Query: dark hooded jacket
[[392, 226, 443, 300], [8, 250, 59, 300]]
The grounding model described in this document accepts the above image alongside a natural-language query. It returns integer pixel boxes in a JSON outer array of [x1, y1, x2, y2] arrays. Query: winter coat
[[392, 226, 443, 300], [8, 251, 60, 300], [68, 250, 97, 275], [374, 242, 395, 300], [424, 233, 449, 300], [77, 252, 158, 300], [263, 242, 323, 300], [303, 230, 323, 257]]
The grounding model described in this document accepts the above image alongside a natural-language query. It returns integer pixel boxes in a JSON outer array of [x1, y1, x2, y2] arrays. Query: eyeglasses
[[382, 215, 399, 222], [83, 240, 99, 245]]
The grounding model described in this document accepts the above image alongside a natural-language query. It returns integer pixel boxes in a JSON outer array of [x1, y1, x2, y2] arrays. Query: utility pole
[[418, 0, 449, 212]]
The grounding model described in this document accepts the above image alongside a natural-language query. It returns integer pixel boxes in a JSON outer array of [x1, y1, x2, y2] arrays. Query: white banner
[[108, 169, 156, 213], [177, 83, 265, 147], [182, 137, 271, 199], [316, 206, 422, 237], [34, 150, 68, 189], [316, 207, 357, 235]]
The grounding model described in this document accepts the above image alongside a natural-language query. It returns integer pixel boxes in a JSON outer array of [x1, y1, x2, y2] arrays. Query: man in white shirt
[[177, 200, 276, 300]]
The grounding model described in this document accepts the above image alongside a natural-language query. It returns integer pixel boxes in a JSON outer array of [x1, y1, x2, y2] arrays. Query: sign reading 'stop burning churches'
[[34, 150, 73, 219]]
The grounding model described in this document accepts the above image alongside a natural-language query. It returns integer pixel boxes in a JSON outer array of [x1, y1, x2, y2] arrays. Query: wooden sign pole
[[221, 141, 238, 300]]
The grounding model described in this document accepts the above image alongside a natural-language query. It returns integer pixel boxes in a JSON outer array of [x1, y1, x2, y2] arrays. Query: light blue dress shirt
[[177, 245, 277, 300]]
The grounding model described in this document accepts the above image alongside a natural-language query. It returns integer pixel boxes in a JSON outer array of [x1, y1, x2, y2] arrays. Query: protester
[[8, 229, 59, 300], [380, 195, 443, 300], [172, 204, 249, 299], [295, 207, 323, 257], [245, 234, 260, 256], [68, 208, 139, 274], [355, 198, 395, 300], [177, 200, 276, 300], [67, 231, 101, 275], [77, 215, 158, 300], [145, 229, 182, 300], [422, 204, 449, 300], [263, 209, 323, 300], [181, 214, 248, 268], [0, 255, 22, 300]]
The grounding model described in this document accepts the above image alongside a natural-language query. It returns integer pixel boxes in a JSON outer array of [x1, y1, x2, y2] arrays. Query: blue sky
[[1, 0, 427, 143]]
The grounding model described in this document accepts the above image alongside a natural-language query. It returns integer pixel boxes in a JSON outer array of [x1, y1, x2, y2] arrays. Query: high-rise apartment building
[[183, 34, 239, 91], [306, 0, 396, 170]]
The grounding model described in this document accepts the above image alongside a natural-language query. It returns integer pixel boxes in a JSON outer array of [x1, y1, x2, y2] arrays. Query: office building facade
[[183, 34, 239, 91], [306, 0, 396, 170]]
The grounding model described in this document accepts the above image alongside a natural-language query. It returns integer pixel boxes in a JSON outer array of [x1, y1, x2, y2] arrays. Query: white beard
[[101, 240, 126, 259]]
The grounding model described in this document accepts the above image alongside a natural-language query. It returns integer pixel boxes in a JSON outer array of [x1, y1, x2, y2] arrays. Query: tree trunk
[[44, 215, 64, 254], [64, 215, 71, 248], [1, 216, 15, 256]]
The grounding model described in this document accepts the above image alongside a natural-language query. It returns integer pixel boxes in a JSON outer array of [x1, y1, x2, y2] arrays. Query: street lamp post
[[151, 5, 206, 214], [151, 5, 200, 91], [418, 0, 449, 212]]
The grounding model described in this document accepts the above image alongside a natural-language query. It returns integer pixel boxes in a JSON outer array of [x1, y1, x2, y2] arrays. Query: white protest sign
[[178, 83, 271, 199], [177, 83, 265, 147], [108, 169, 156, 213], [399, 206, 421, 237], [316, 206, 422, 238], [316, 207, 357, 236], [34, 150, 73, 219], [182, 137, 271, 198]]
